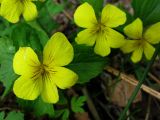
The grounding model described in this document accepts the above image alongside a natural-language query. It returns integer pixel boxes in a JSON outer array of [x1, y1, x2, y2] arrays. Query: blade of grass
[[118, 43, 160, 120]]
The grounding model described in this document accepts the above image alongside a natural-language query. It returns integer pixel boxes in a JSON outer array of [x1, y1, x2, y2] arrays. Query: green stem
[[119, 43, 160, 120]]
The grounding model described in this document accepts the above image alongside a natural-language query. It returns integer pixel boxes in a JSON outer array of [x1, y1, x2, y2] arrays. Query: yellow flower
[[121, 18, 160, 63], [74, 2, 126, 56], [13, 32, 78, 103], [0, 0, 38, 23]]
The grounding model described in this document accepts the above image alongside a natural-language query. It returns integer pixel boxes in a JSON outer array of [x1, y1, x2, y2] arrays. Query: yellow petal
[[41, 74, 59, 103], [0, 0, 23, 23], [74, 2, 97, 28], [94, 35, 111, 56], [131, 47, 143, 63], [53, 67, 78, 89], [13, 47, 40, 76], [107, 27, 126, 48], [13, 76, 42, 100], [121, 40, 138, 53], [144, 22, 160, 44], [144, 42, 155, 60], [43, 32, 73, 67], [124, 18, 143, 39], [75, 28, 97, 46], [23, 1, 38, 21], [101, 4, 126, 28]]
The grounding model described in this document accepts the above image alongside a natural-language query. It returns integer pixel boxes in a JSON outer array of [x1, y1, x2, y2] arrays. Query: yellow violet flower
[[121, 18, 160, 63], [0, 0, 38, 23], [74, 2, 126, 56], [13, 32, 78, 103]]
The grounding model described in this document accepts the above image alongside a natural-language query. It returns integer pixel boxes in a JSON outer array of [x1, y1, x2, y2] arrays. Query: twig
[[145, 96, 151, 120], [54, 0, 73, 21], [0, 107, 20, 112], [126, 110, 130, 120], [63, 10, 73, 21], [82, 87, 101, 120], [0, 107, 12, 111], [97, 100, 115, 120], [105, 66, 160, 100], [148, 72, 160, 84], [118, 44, 160, 120]]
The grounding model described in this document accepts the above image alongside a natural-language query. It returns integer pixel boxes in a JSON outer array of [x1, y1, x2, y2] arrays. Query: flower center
[[20, 0, 25, 3], [92, 22, 106, 34], [32, 64, 49, 80], [136, 39, 146, 48], [20, 0, 29, 4], [39, 64, 46, 75]]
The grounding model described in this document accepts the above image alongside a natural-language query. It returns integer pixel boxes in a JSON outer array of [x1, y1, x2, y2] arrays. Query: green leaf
[[45, 0, 64, 15], [11, 23, 30, 47], [0, 111, 24, 120], [5, 111, 24, 120], [17, 98, 54, 118], [67, 44, 107, 84], [132, 0, 160, 26], [0, 112, 5, 120], [55, 109, 70, 120], [0, 38, 17, 97], [0, 38, 15, 61], [29, 31, 43, 52], [11, 22, 44, 52], [38, 0, 62, 34], [27, 21, 49, 47], [71, 96, 86, 113], [38, 10, 59, 35], [33, 98, 54, 117], [62, 109, 70, 120], [0, 17, 12, 37], [10, 22, 44, 53], [57, 91, 68, 105], [80, 0, 103, 15]]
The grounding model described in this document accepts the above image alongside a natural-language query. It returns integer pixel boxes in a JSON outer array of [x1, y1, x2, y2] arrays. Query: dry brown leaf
[[74, 112, 90, 120], [109, 79, 142, 107]]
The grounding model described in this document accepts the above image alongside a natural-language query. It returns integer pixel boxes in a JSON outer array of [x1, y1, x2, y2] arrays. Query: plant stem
[[82, 87, 101, 120], [119, 44, 160, 120]]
